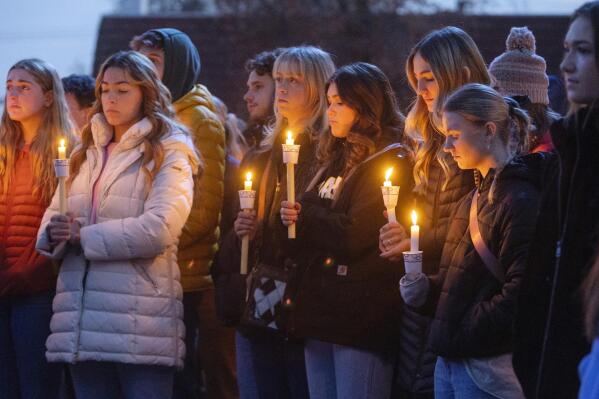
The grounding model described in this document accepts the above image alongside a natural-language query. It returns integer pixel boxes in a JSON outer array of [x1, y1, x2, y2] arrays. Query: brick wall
[[94, 13, 569, 117]]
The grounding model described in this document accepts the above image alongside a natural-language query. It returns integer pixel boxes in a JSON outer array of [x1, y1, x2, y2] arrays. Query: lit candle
[[410, 210, 420, 252], [286, 130, 294, 145], [58, 139, 66, 160], [384, 167, 393, 187], [282, 130, 300, 239], [381, 167, 399, 223], [244, 171, 253, 191], [239, 172, 256, 275]]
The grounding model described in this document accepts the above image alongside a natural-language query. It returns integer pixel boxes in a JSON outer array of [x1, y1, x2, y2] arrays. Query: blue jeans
[[70, 361, 175, 399], [0, 291, 60, 399], [304, 339, 393, 399], [246, 334, 308, 399], [434, 357, 498, 399], [236, 331, 259, 399]]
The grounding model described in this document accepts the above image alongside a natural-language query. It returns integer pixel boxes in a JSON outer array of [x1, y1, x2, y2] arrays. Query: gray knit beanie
[[489, 27, 549, 105]]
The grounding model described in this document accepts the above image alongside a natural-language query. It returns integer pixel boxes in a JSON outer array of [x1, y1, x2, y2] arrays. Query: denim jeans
[[434, 357, 499, 399], [70, 361, 175, 399], [0, 291, 60, 399], [236, 331, 259, 399], [246, 334, 309, 399], [304, 339, 393, 399]]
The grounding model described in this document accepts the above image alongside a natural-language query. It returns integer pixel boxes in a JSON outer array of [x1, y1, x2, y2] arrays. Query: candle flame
[[411, 210, 418, 225], [246, 171, 252, 181], [59, 139, 65, 148], [385, 168, 393, 182], [285, 130, 296, 146]]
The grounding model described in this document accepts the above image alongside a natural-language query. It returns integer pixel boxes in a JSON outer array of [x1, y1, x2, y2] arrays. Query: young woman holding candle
[[399, 83, 539, 398], [378, 26, 490, 398], [217, 45, 334, 399], [0, 58, 76, 399], [513, 2, 599, 397], [279, 62, 414, 399], [35, 51, 200, 399]]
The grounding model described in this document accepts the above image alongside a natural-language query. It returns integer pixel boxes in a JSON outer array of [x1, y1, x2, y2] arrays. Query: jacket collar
[[90, 113, 153, 150]]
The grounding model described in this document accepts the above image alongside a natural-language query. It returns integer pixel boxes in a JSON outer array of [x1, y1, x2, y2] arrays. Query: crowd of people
[[1, 1, 599, 399]]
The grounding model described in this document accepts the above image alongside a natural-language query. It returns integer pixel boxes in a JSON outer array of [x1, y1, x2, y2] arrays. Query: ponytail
[[505, 96, 531, 156]]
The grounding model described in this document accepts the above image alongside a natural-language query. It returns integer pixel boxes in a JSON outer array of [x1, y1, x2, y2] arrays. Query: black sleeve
[[296, 157, 414, 260], [457, 184, 540, 346]]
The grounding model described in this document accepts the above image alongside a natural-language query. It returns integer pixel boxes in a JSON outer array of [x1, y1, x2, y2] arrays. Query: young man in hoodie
[[131, 29, 235, 399]]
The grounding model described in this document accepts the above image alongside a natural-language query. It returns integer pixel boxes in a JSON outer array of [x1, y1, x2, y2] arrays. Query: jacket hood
[[172, 84, 216, 115], [151, 28, 201, 102], [90, 113, 201, 175]]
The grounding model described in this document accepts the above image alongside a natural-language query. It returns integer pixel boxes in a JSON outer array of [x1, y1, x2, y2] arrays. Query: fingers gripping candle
[[239, 171, 256, 275], [282, 130, 300, 239]]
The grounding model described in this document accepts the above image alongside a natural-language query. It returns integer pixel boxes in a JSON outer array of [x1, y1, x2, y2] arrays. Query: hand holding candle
[[282, 130, 300, 239], [239, 171, 256, 275], [381, 168, 399, 223], [54, 139, 69, 214]]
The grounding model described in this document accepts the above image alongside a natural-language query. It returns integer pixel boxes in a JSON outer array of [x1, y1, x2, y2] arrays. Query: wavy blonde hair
[[69, 51, 189, 183], [0, 59, 77, 204], [405, 26, 490, 192], [261, 46, 335, 150]]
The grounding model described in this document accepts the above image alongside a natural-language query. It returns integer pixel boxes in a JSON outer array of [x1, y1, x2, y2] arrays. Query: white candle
[[244, 172, 253, 191], [410, 210, 420, 252], [58, 139, 66, 160], [239, 173, 256, 275], [282, 130, 299, 239]]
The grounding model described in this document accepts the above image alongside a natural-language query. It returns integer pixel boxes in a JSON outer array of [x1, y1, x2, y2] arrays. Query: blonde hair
[[69, 51, 190, 183], [0, 59, 77, 204], [443, 83, 531, 201], [261, 46, 335, 149], [405, 26, 490, 192]]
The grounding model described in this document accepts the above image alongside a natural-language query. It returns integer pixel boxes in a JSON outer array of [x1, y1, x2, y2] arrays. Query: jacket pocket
[[131, 260, 161, 295]]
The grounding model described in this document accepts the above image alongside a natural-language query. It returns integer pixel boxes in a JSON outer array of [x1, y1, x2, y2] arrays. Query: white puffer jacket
[[36, 114, 200, 368]]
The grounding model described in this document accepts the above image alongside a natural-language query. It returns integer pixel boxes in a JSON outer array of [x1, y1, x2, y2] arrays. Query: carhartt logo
[[318, 176, 343, 199], [337, 265, 348, 276]]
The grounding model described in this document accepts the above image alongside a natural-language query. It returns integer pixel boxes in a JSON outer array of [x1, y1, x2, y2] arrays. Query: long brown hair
[[69, 51, 188, 183], [405, 27, 490, 192], [0, 59, 77, 204], [318, 62, 409, 177]]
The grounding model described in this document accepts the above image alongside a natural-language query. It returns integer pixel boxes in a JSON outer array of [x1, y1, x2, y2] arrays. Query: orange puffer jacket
[[0, 146, 54, 296]]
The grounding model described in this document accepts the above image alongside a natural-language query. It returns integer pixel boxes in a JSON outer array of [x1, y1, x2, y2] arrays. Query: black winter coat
[[514, 108, 599, 399], [287, 144, 414, 352], [394, 159, 474, 397], [427, 157, 540, 358], [213, 131, 318, 328]]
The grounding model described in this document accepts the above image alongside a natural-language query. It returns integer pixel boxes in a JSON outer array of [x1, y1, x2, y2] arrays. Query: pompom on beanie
[[489, 27, 549, 105]]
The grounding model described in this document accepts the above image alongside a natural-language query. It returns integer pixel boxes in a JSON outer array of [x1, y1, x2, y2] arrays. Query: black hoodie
[[151, 28, 201, 102]]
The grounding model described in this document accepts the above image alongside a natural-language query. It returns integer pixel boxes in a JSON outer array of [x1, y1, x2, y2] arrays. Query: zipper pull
[[555, 239, 562, 259]]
